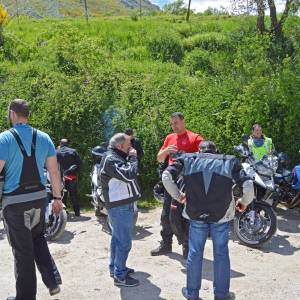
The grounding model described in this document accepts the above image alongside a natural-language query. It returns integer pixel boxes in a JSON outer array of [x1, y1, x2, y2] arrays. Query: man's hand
[[236, 199, 247, 213], [180, 192, 186, 204], [52, 199, 63, 215], [166, 145, 178, 155], [129, 148, 137, 157]]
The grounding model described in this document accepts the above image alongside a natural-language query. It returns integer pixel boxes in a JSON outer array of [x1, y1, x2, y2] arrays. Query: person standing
[[99, 133, 141, 287], [162, 141, 254, 300], [151, 112, 204, 258], [56, 139, 81, 216], [0, 99, 63, 300], [248, 124, 273, 161]]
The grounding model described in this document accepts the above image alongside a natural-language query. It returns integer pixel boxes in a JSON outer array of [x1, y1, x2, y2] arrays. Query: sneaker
[[150, 241, 172, 256], [114, 275, 139, 287], [7, 297, 16, 300], [182, 287, 201, 300], [110, 267, 135, 278], [214, 292, 235, 300], [183, 244, 189, 260], [49, 286, 61, 296]]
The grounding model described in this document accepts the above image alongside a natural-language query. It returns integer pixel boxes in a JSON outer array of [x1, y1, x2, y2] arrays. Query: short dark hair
[[9, 99, 30, 118], [171, 112, 184, 120], [60, 139, 69, 147], [252, 123, 262, 131], [124, 128, 134, 136]]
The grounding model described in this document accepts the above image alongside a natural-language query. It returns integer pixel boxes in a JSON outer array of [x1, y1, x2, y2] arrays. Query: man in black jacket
[[56, 139, 81, 216], [162, 141, 254, 300], [99, 133, 141, 287]]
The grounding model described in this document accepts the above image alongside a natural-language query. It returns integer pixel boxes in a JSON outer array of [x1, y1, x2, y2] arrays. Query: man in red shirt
[[151, 112, 204, 258]]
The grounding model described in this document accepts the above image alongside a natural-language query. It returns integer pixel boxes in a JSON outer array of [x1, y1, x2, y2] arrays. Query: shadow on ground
[[119, 271, 167, 300]]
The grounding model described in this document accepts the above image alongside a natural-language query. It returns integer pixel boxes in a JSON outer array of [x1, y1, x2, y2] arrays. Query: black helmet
[[199, 141, 217, 154], [278, 152, 290, 167], [91, 145, 107, 163]]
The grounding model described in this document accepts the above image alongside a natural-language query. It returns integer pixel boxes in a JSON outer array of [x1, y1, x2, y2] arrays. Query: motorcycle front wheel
[[234, 202, 277, 247]]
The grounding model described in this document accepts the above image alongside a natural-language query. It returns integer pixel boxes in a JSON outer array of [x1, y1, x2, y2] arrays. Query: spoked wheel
[[45, 209, 67, 241], [234, 203, 277, 247]]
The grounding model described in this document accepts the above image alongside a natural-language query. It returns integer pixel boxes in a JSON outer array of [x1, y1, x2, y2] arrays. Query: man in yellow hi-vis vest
[[248, 124, 273, 161]]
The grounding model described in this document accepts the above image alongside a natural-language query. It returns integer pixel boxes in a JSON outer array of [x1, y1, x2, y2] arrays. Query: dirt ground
[[1, 206, 300, 300]]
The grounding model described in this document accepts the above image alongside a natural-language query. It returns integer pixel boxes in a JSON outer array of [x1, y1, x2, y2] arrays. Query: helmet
[[199, 141, 217, 154], [91, 145, 107, 164], [277, 152, 290, 168]]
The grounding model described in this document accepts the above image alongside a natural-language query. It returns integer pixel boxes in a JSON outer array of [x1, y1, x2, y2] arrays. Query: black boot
[[150, 241, 172, 256], [182, 244, 189, 260]]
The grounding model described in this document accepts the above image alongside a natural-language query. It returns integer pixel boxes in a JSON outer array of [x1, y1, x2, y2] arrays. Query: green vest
[[248, 137, 272, 161]]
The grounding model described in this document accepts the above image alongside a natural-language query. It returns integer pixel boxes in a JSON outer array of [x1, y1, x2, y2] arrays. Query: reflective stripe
[[2, 190, 47, 211]]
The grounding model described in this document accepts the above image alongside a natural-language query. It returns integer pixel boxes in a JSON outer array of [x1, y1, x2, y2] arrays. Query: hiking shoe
[[114, 275, 139, 287], [214, 292, 235, 300], [150, 242, 172, 256], [110, 267, 135, 278], [49, 286, 61, 296], [183, 244, 189, 260]]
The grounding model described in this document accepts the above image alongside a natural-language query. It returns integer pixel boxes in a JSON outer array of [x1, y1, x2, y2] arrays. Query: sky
[[151, 0, 286, 13]]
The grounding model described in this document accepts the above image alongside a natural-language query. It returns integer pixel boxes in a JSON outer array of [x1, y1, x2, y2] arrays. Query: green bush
[[147, 32, 184, 64], [184, 49, 212, 75], [183, 32, 231, 52]]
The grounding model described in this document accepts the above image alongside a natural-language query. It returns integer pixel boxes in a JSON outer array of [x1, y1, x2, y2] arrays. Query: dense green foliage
[[1, 15, 300, 205]]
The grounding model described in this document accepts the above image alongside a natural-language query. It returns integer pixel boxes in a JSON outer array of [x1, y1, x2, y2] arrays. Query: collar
[[13, 123, 30, 128], [111, 148, 128, 160]]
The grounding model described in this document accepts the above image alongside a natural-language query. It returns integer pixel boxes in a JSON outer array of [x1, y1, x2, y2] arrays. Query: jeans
[[186, 221, 230, 300], [3, 198, 60, 300], [108, 203, 135, 280]]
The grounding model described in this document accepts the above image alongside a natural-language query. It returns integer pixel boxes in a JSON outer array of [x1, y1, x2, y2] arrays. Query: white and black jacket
[[99, 148, 141, 209]]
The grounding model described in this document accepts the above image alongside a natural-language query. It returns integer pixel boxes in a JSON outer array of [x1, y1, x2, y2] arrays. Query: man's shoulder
[[0, 130, 13, 141], [36, 129, 52, 141], [186, 130, 201, 138]]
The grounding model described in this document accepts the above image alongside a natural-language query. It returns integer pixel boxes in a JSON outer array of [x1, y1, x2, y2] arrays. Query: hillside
[[0, 0, 160, 18], [0, 15, 299, 199]]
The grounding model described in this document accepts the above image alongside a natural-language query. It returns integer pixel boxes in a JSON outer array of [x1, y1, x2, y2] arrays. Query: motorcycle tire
[[234, 203, 277, 248], [46, 209, 68, 241]]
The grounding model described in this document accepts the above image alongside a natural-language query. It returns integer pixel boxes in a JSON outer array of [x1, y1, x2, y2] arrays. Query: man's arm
[[74, 151, 82, 172], [162, 160, 184, 202], [46, 156, 63, 215]]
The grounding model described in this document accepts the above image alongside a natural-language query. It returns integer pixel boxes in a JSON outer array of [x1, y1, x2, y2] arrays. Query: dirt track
[[1, 206, 300, 300]]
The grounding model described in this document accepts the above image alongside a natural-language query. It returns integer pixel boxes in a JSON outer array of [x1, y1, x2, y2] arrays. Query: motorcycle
[[273, 151, 300, 209], [90, 145, 138, 234], [233, 137, 277, 247]]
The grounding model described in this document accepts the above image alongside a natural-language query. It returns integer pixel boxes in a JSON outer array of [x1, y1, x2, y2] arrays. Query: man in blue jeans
[[162, 141, 254, 300], [99, 133, 141, 287]]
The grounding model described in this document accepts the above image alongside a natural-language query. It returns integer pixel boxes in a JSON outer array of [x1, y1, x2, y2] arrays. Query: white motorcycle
[[233, 139, 277, 247]]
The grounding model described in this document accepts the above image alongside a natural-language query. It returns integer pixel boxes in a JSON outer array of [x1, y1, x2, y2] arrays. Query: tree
[[0, 4, 8, 46], [231, 0, 300, 37], [163, 0, 187, 15], [186, 0, 192, 21]]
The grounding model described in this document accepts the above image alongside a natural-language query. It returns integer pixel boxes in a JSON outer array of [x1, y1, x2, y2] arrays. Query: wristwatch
[[53, 196, 62, 201]]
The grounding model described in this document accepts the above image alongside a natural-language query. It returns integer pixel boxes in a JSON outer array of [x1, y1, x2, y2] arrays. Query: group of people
[[0, 99, 274, 300]]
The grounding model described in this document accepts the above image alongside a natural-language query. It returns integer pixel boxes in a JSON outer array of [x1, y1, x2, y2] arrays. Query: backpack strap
[[9, 128, 37, 157], [9, 128, 28, 157]]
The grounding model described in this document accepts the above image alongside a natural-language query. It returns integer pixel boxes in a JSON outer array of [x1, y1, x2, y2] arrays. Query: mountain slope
[[0, 0, 160, 18]]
